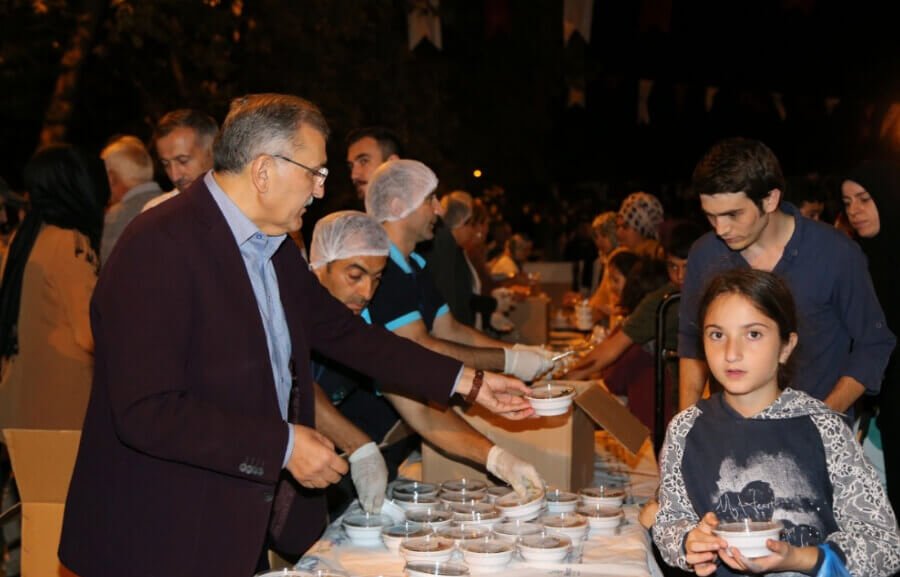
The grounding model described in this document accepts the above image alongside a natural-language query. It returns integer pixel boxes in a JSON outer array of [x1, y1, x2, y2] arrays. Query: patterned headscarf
[[618, 192, 664, 241]]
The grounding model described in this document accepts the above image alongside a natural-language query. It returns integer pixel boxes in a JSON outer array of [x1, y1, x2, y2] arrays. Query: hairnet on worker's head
[[308, 210, 390, 269], [365, 159, 438, 222]]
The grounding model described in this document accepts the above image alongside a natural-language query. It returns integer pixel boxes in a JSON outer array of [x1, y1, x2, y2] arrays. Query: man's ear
[[762, 188, 782, 214], [249, 155, 272, 194], [387, 153, 400, 162]]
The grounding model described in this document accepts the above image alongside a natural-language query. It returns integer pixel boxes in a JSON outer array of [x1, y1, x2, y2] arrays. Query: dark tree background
[[1, 0, 898, 225]]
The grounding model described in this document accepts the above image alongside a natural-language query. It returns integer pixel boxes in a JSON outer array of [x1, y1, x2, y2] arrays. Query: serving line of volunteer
[[308, 204, 549, 520], [56, 93, 562, 577]]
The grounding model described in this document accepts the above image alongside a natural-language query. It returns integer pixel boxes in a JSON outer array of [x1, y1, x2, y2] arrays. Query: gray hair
[[441, 190, 473, 229], [213, 93, 330, 173], [100, 135, 154, 184]]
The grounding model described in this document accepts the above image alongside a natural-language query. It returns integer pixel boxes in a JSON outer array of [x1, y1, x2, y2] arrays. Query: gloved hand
[[486, 445, 543, 498], [490, 311, 515, 333], [348, 441, 388, 513], [503, 347, 554, 381], [512, 343, 556, 361]]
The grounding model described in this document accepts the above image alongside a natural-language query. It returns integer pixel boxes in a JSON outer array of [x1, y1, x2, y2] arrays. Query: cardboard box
[[422, 381, 649, 491], [3, 429, 81, 577], [501, 295, 549, 345], [523, 262, 573, 308]]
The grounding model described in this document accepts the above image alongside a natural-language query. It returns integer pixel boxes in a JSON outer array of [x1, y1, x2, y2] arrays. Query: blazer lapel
[[186, 181, 283, 416]]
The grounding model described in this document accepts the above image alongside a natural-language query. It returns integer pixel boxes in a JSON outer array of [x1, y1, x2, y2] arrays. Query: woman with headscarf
[[841, 160, 900, 516], [587, 193, 664, 322], [615, 191, 664, 258], [0, 144, 106, 431]]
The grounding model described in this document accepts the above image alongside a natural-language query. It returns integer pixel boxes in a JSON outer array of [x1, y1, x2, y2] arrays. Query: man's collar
[[205, 171, 286, 248], [388, 242, 426, 273]]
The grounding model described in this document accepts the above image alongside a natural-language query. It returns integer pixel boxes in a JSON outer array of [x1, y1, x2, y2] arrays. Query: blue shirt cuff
[[282, 422, 294, 468]]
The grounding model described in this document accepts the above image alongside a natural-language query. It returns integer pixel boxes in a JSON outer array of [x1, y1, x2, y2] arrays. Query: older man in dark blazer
[[58, 93, 532, 577]]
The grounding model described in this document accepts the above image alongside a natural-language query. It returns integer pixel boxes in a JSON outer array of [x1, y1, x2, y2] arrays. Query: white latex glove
[[490, 311, 515, 333], [491, 288, 514, 313], [512, 343, 556, 361], [348, 441, 388, 513], [486, 445, 543, 497], [503, 347, 554, 381]]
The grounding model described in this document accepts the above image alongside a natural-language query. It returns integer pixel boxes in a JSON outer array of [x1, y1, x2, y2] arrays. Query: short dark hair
[[692, 138, 785, 207], [153, 109, 218, 145], [345, 126, 404, 159], [214, 93, 330, 173], [698, 269, 797, 388], [663, 221, 705, 260]]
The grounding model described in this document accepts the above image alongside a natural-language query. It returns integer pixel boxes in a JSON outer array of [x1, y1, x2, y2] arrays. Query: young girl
[[653, 269, 899, 577]]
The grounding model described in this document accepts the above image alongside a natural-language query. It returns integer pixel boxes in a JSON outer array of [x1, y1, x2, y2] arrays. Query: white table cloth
[[296, 431, 663, 577]]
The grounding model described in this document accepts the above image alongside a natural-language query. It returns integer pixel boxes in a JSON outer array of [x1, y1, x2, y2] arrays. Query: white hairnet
[[308, 210, 390, 269], [365, 159, 438, 222]]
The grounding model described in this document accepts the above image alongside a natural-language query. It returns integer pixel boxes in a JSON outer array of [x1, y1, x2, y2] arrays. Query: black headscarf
[[0, 143, 107, 358], [843, 160, 900, 329]]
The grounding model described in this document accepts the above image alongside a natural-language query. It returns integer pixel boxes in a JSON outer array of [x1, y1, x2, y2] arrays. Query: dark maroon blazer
[[58, 179, 462, 577]]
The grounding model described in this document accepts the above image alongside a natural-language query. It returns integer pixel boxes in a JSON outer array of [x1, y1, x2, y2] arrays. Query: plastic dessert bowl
[[342, 512, 393, 545], [495, 488, 545, 521], [714, 520, 783, 558], [576, 504, 624, 531], [404, 561, 470, 577], [439, 492, 484, 507], [539, 512, 589, 542], [442, 478, 488, 495], [525, 383, 576, 416], [449, 502, 502, 526], [578, 485, 625, 508], [491, 520, 543, 542], [400, 535, 456, 563], [436, 523, 491, 545], [395, 493, 444, 512], [394, 481, 440, 499], [517, 532, 572, 562], [382, 521, 433, 551], [544, 488, 579, 513], [405, 508, 454, 528], [459, 537, 515, 570]]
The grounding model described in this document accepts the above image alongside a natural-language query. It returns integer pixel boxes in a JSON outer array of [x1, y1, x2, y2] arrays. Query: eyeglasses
[[273, 154, 329, 188]]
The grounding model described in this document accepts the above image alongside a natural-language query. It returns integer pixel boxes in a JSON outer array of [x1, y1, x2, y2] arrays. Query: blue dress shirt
[[205, 172, 295, 465]]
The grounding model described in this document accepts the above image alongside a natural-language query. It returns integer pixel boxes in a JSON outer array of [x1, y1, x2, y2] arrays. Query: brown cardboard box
[[422, 381, 649, 490], [523, 262, 573, 308], [502, 295, 549, 345], [3, 429, 81, 577]]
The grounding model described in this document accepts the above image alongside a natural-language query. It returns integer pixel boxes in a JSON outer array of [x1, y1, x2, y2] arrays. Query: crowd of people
[[0, 92, 898, 577]]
